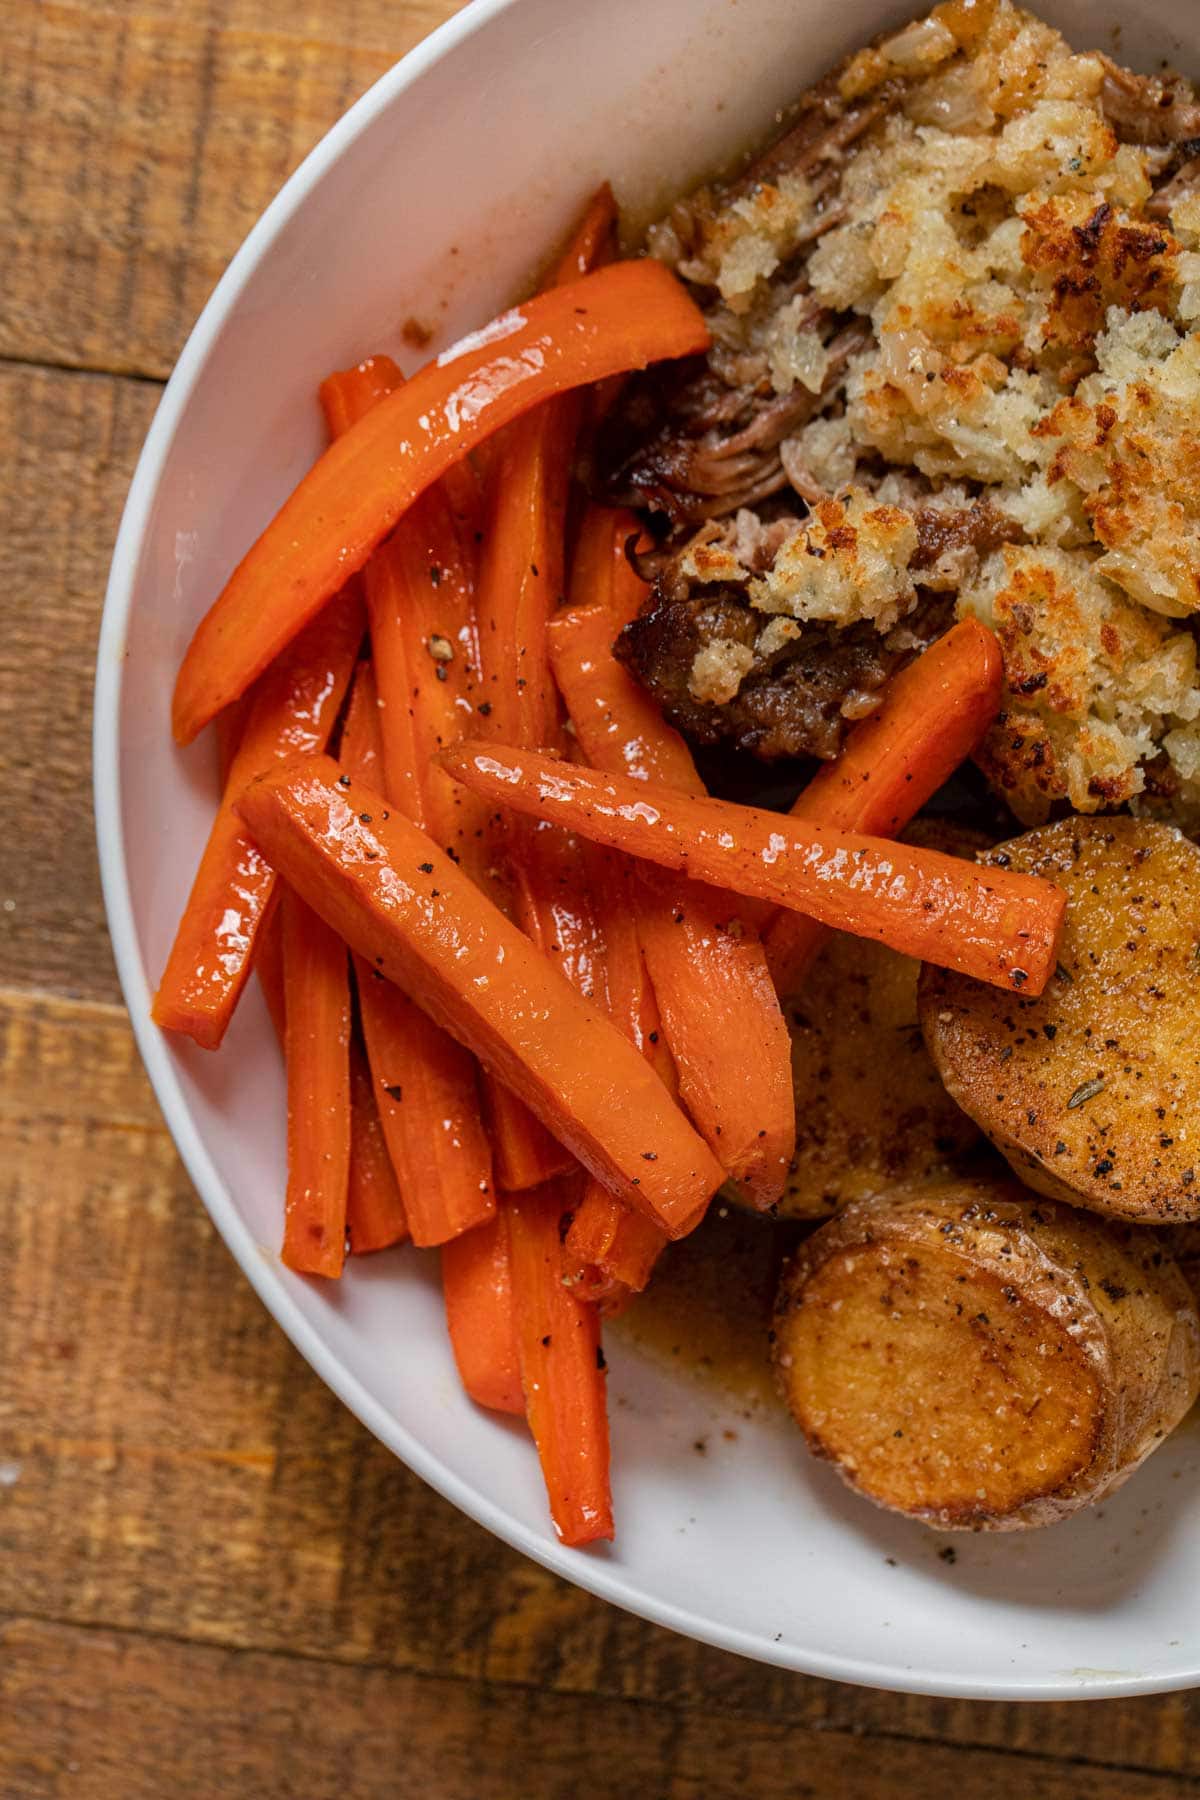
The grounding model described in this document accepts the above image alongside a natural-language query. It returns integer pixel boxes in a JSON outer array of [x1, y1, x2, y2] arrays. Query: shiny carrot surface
[[340, 657, 495, 1247], [346, 1042, 410, 1255], [280, 887, 351, 1278], [472, 201, 615, 1191], [550, 510, 794, 1207], [235, 759, 723, 1234], [172, 262, 710, 743], [152, 586, 364, 1049], [763, 618, 1005, 993], [508, 1180, 613, 1546], [439, 743, 1068, 996], [441, 1212, 524, 1415], [319, 354, 403, 440]]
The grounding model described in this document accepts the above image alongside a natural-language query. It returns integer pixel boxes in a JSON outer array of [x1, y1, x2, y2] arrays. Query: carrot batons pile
[[153, 193, 1065, 1547]]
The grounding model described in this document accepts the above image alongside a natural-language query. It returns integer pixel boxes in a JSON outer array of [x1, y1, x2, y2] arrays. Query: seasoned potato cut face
[[782, 931, 982, 1218], [919, 817, 1200, 1222], [773, 1180, 1200, 1530], [783, 1242, 1100, 1519]]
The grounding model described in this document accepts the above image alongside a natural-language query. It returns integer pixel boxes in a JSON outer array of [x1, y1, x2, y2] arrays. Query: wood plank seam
[[0, 1608, 1194, 1783]]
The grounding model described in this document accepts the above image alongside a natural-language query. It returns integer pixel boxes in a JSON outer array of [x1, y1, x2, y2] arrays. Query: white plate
[[95, 0, 1200, 1699]]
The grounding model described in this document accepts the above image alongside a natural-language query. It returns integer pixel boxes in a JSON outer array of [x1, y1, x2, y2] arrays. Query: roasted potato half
[[919, 817, 1200, 1223], [773, 1178, 1200, 1530], [777, 820, 984, 1220]]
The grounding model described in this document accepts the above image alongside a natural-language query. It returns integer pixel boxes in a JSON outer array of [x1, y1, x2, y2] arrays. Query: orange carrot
[[236, 759, 724, 1234], [280, 885, 351, 1278], [346, 1042, 410, 1254], [439, 744, 1068, 997], [471, 197, 618, 1190], [441, 1213, 524, 1415], [172, 263, 711, 744], [339, 659, 495, 1248], [364, 488, 491, 864], [763, 618, 1005, 992], [552, 183, 618, 285], [567, 1190, 667, 1302], [507, 1179, 613, 1546], [319, 354, 403, 439], [549, 590, 702, 790], [215, 693, 250, 787], [636, 877, 792, 1209], [255, 896, 287, 1045], [565, 850, 676, 1299], [549, 512, 794, 1207], [355, 980, 496, 1246], [155, 359, 399, 1049], [351, 414, 558, 1200], [338, 658, 386, 790], [152, 586, 365, 1049]]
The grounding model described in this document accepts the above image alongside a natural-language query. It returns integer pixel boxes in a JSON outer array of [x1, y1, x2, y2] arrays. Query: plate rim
[[91, 0, 1200, 1703]]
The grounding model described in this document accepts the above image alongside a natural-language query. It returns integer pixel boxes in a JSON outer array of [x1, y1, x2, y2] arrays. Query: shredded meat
[[1097, 55, 1200, 148], [615, 587, 953, 761], [598, 5, 1200, 817], [911, 501, 1025, 573], [597, 321, 871, 526], [593, 72, 892, 532]]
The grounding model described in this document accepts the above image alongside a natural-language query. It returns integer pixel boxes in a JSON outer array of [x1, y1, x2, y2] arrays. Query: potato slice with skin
[[773, 1178, 1200, 1531], [919, 817, 1200, 1223], [779, 819, 985, 1220]]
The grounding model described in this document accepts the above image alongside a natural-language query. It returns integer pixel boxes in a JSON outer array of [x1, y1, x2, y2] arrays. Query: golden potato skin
[[781, 930, 982, 1218], [919, 817, 1200, 1222], [773, 1178, 1200, 1530]]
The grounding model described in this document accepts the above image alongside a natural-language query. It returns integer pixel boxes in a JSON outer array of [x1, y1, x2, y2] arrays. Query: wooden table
[[2, 1, 1199, 1792]]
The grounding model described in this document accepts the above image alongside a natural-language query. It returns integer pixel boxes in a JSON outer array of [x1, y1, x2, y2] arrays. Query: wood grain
[[3, 985, 1200, 1782], [0, 363, 156, 1006], [6, 0, 1200, 1785], [0, 0, 466, 382], [4, 1618, 1200, 1800]]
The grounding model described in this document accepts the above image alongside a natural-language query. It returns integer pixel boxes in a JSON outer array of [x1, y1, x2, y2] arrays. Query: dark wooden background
[[2, 1, 1199, 1792]]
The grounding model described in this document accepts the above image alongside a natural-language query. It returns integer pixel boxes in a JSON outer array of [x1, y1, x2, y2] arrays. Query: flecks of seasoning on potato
[[772, 1177, 1200, 1530], [918, 816, 1200, 1222]]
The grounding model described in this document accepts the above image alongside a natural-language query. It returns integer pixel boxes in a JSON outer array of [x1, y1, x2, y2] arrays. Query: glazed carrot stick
[[549, 513, 794, 1207], [319, 354, 403, 439], [567, 1192, 667, 1301], [356, 983, 496, 1246], [339, 660, 496, 1248], [552, 182, 618, 284], [471, 196, 617, 1189], [363, 443, 568, 1196], [549, 589, 702, 790], [152, 586, 365, 1049], [346, 1042, 410, 1254], [439, 744, 1068, 996], [507, 1179, 613, 1546], [255, 897, 287, 1045], [155, 362, 399, 1049], [339, 658, 386, 788], [172, 262, 711, 744], [441, 1213, 524, 1415], [364, 489, 490, 862], [236, 759, 724, 1233], [763, 618, 1005, 993], [566, 851, 676, 1298], [338, 670, 411, 1253], [636, 879, 793, 1209], [280, 885, 351, 1278]]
